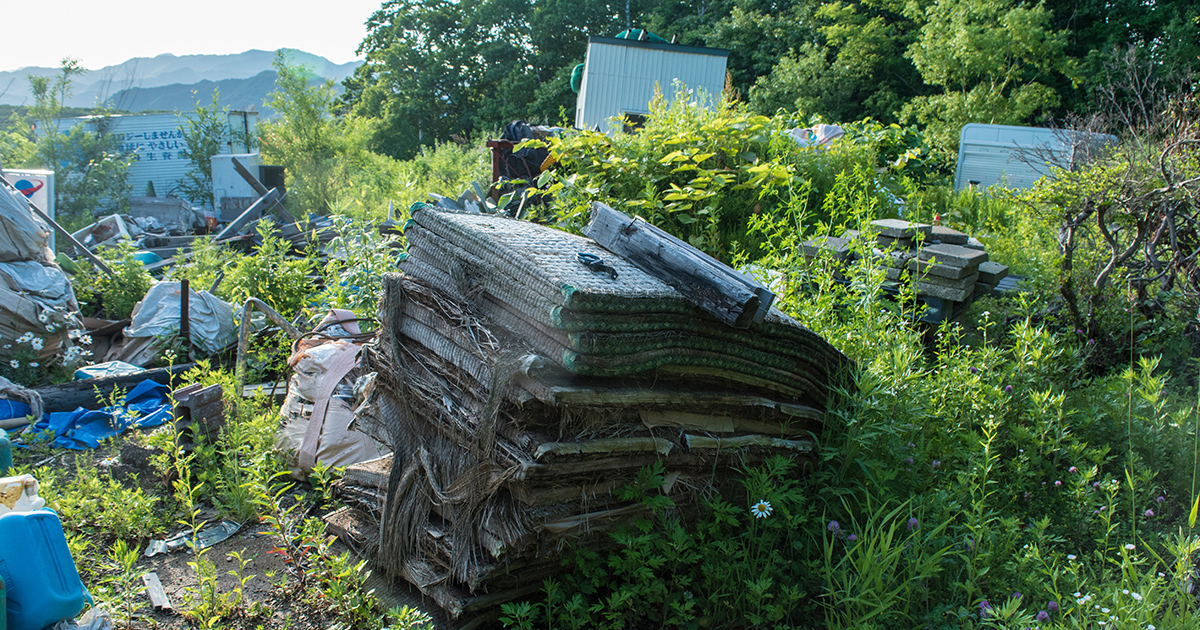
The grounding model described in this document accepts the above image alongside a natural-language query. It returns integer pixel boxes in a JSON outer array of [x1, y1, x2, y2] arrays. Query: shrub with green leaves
[[222, 221, 317, 319], [534, 92, 932, 262], [72, 243, 154, 320]]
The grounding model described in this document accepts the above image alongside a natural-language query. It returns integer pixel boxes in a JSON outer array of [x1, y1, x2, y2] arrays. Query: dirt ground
[[10, 432, 451, 630]]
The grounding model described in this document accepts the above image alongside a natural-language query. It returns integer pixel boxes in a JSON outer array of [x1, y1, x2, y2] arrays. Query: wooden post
[[180, 279, 191, 353]]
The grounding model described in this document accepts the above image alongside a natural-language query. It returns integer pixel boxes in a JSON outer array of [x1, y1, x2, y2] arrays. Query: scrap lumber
[[583, 202, 774, 328]]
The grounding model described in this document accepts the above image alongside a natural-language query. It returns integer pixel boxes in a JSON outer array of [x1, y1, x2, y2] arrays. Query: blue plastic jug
[[0, 510, 86, 630], [0, 428, 10, 476]]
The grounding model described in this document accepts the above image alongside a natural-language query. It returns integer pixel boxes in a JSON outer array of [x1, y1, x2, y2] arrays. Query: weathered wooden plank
[[583, 202, 774, 328], [37, 363, 196, 413]]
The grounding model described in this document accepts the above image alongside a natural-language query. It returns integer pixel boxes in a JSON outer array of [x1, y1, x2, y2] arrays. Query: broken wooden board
[[583, 202, 774, 328]]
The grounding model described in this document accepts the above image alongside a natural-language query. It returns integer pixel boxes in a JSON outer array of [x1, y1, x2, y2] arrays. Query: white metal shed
[[56, 111, 257, 204], [954, 123, 1117, 191], [575, 37, 728, 133]]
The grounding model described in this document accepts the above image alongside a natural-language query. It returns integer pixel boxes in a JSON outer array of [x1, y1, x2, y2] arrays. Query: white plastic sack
[[122, 281, 237, 362], [278, 338, 388, 478], [787, 124, 845, 148], [0, 184, 53, 263]]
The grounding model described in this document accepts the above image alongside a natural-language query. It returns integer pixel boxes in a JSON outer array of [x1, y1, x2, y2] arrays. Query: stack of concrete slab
[[800, 219, 1009, 317]]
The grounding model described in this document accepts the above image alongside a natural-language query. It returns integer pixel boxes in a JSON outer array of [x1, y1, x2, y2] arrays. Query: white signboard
[[1, 169, 55, 249]]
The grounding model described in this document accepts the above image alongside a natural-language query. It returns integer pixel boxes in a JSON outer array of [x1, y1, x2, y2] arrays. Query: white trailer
[[954, 123, 1117, 191]]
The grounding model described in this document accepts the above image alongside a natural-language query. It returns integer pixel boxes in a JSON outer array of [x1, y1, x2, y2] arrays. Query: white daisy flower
[[28, 362, 37, 368], [30, 338, 43, 351], [750, 500, 772, 519], [9, 360, 17, 368]]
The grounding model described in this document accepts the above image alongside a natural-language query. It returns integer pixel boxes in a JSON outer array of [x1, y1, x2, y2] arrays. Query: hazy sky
[[1, 0, 385, 72]]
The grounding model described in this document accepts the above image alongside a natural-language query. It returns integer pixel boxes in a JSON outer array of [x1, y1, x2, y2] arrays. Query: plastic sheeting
[[0, 183, 53, 264], [27, 379, 171, 449], [0, 261, 82, 363], [119, 281, 237, 366]]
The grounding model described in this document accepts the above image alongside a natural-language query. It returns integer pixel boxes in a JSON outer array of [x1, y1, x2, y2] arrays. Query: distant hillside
[[0, 49, 360, 110], [109, 71, 283, 115]]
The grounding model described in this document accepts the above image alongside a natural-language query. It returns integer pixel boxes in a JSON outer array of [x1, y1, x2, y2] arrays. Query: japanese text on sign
[[114, 130, 187, 161]]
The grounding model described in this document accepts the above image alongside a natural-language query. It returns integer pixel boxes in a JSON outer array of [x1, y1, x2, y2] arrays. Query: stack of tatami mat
[[329, 207, 850, 625]]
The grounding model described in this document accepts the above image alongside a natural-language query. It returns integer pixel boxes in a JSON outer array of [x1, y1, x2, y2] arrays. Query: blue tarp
[[27, 379, 172, 449]]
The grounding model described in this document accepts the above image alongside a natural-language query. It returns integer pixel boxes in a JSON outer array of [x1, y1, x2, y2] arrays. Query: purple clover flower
[[1037, 610, 1050, 622], [827, 520, 840, 533], [1005, 385, 1013, 393], [908, 517, 919, 531], [1145, 509, 1154, 517], [1069, 466, 1078, 473], [1047, 601, 1058, 612]]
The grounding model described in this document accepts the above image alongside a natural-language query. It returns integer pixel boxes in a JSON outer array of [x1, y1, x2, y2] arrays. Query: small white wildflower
[[750, 500, 772, 519], [1125, 543, 1136, 551], [1073, 592, 1082, 597], [36, 312, 48, 323], [8, 360, 17, 368], [30, 338, 43, 351], [16, 332, 32, 343], [1123, 589, 1130, 595], [1068, 554, 1077, 560], [28, 362, 37, 368], [1158, 572, 1166, 578], [79, 334, 92, 345], [1101, 607, 1110, 613], [1150, 625, 1157, 629], [1131, 592, 1142, 601]]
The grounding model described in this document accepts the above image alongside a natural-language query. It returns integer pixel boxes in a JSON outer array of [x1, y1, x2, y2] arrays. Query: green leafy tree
[[900, 0, 1070, 157], [175, 90, 235, 208], [747, 0, 925, 123], [260, 51, 406, 218], [26, 59, 132, 226]]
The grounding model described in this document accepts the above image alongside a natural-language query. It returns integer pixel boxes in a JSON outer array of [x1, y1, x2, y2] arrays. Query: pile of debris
[[329, 206, 850, 623], [800, 219, 1010, 321]]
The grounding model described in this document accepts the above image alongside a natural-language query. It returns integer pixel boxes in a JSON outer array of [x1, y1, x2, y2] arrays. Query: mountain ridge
[[0, 49, 361, 111]]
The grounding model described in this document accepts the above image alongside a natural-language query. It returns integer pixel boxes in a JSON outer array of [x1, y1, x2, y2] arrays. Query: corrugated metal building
[[954, 123, 1117, 191], [575, 37, 728, 133], [56, 111, 257, 205]]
